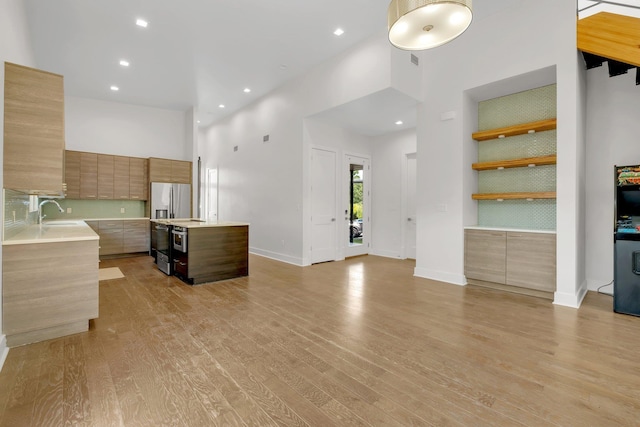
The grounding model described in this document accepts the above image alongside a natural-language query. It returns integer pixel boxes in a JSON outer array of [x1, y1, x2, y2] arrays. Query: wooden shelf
[[472, 155, 557, 171], [472, 192, 556, 201], [472, 119, 557, 141]]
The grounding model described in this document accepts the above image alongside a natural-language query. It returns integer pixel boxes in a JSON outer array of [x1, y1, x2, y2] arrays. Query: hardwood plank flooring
[[0, 254, 639, 426]]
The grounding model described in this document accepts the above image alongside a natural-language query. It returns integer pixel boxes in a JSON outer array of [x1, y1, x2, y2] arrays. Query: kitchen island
[[2, 220, 99, 347], [151, 219, 249, 284]]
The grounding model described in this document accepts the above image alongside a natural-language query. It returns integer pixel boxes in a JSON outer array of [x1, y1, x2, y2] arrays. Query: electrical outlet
[[67, 208, 72, 214], [120, 208, 125, 214]]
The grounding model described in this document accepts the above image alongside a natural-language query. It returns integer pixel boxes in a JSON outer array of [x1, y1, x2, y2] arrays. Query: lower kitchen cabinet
[[86, 219, 150, 256], [3, 239, 99, 347], [124, 219, 150, 253], [464, 229, 556, 298], [99, 220, 124, 255]]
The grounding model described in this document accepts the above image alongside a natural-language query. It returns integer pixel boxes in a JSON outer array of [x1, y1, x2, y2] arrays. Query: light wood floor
[[0, 254, 638, 426]]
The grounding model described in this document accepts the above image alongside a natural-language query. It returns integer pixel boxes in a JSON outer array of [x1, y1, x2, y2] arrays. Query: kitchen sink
[[43, 221, 82, 226]]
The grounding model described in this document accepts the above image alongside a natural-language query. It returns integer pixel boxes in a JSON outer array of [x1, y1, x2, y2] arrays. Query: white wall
[[200, 34, 393, 266], [585, 67, 640, 290], [65, 96, 188, 160], [370, 128, 417, 259], [414, 0, 585, 306], [0, 0, 37, 368]]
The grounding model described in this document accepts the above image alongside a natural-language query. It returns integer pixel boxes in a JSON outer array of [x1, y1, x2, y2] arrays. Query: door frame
[[310, 145, 340, 264], [344, 152, 371, 258], [402, 152, 417, 259]]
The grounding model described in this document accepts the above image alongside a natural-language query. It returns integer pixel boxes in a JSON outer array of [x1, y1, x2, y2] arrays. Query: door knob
[[408, 218, 413, 221], [331, 218, 336, 222]]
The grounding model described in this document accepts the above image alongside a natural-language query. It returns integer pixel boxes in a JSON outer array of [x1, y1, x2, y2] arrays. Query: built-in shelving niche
[[473, 84, 557, 231]]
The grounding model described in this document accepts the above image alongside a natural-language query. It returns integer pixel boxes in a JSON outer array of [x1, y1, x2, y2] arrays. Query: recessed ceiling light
[[136, 19, 148, 28], [219, 104, 225, 109], [243, 88, 251, 93], [197, 120, 201, 124], [110, 85, 119, 91], [395, 120, 403, 125], [119, 60, 130, 67], [334, 28, 345, 36]]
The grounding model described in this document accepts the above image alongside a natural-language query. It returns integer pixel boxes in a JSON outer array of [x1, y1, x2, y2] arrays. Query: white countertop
[[464, 226, 556, 234], [83, 217, 150, 221], [151, 218, 250, 228], [3, 220, 100, 245]]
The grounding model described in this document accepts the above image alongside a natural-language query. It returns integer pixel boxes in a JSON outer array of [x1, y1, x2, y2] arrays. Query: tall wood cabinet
[[3, 62, 65, 195]]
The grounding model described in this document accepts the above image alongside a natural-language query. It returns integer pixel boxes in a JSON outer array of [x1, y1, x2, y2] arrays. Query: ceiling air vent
[[411, 54, 419, 66]]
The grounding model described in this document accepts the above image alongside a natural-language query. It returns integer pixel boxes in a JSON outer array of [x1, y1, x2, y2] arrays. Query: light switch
[[67, 208, 72, 214]]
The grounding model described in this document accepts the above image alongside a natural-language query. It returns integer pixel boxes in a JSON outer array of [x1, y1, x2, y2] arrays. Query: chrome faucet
[[38, 199, 64, 224]]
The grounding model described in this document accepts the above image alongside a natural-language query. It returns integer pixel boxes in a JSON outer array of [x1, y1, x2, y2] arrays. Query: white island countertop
[[150, 218, 250, 228], [3, 220, 99, 245]]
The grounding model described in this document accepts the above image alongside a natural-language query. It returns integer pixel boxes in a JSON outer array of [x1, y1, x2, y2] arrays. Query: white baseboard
[[414, 267, 467, 286], [249, 247, 304, 267], [553, 280, 588, 308], [0, 335, 8, 372], [369, 249, 402, 259]]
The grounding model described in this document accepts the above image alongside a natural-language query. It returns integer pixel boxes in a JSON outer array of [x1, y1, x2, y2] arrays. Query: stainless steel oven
[[172, 226, 188, 252]]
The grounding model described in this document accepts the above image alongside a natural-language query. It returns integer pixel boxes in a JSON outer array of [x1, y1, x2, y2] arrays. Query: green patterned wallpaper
[[476, 84, 557, 230]]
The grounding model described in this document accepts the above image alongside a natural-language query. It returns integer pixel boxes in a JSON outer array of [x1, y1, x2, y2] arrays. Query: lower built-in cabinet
[[86, 219, 150, 256], [3, 239, 99, 347], [464, 229, 556, 298]]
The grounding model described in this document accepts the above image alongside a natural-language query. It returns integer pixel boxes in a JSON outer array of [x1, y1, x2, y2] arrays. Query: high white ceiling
[[23, 1, 636, 135], [24, 0, 391, 127]]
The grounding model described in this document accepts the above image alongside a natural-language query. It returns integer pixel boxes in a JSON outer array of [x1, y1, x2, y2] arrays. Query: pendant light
[[388, 0, 473, 50]]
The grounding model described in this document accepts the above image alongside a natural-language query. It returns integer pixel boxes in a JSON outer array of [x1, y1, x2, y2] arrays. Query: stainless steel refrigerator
[[150, 182, 191, 219]]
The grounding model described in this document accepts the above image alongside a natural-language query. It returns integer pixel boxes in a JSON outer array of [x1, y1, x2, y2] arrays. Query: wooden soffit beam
[[577, 12, 640, 68]]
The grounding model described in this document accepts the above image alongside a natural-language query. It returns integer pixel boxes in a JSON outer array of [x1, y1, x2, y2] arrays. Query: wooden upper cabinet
[[129, 157, 148, 200], [149, 157, 191, 184], [149, 158, 172, 182], [171, 160, 192, 184], [114, 156, 130, 200], [97, 154, 114, 199], [3, 62, 65, 195], [79, 152, 98, 199], [65, 150, 148, 200], [64, 150, 81, 199]]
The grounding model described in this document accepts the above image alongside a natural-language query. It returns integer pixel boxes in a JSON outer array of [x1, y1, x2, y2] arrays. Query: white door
[[345, 155, 370, 258], [406, 154, 417, 259], [311, 148, 337, 264], [205, 168, 218, 221]]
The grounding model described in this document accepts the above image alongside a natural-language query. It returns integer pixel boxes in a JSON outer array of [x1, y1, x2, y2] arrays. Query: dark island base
[[174, 225, 249, 285]]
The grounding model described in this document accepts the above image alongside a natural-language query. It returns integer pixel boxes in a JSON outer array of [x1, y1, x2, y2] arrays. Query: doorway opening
[[349, 164, 364, 247], [345, 155, 369, 258]]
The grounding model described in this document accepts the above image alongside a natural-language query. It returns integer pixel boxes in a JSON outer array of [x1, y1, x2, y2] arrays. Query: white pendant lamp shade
[[388, 0, 473, 50]]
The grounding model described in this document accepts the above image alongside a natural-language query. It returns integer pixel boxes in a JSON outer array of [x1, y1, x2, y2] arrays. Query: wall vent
[[263, 134, 270, 143], [411, 54, 419, 66], [233, 145, 238, 152]]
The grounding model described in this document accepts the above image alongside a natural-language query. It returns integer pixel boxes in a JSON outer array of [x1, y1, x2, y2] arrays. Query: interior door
[[345, 155, 369, 258], [405, 153, 417, 259], [311, 148, 337, 264]]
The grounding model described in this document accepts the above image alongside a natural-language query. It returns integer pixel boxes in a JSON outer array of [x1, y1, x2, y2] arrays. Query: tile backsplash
[[3, 189, 37, 240]]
